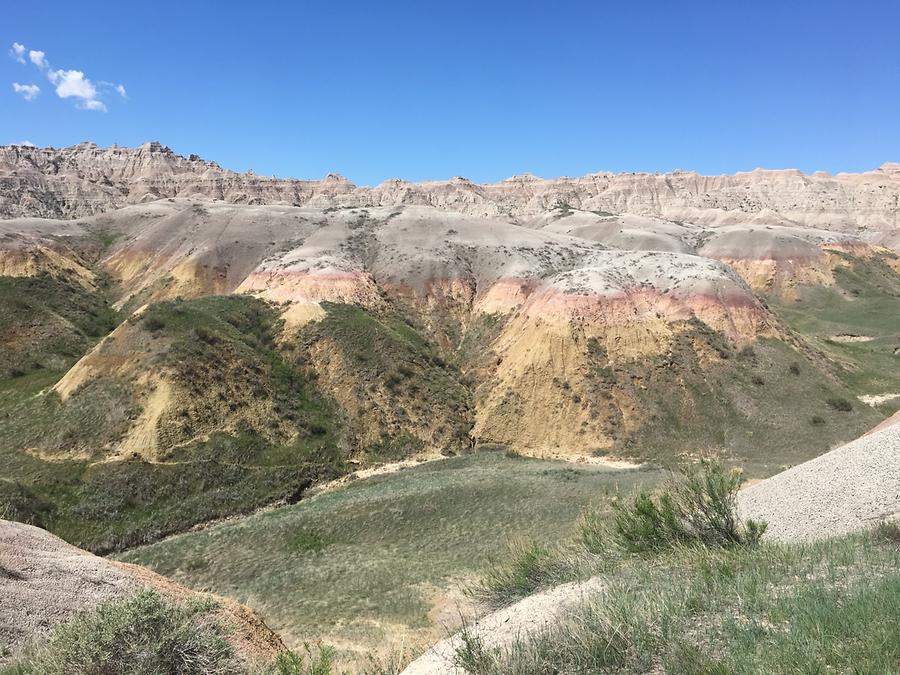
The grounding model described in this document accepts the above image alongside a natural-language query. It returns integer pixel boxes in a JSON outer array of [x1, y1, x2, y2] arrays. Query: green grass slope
[[119, 452, 665, 667], [0, 295, 477, 553], [0, 274, 119, 377], [298, 302, 474, 458], [458, 532, 900, 675], [0, 295, 347, 553], [613, 324, 883, 476], [766, 251, 900, 418], [455, 463, 900, 675]]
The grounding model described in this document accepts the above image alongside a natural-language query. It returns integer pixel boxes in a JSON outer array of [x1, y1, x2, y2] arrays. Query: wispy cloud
[[12, 82, 40, 101], [9, 42, 125, 112], [81, 99, 107, 112]]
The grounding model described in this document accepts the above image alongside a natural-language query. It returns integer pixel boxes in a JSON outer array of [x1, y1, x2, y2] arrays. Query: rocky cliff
[[1, 143, 897, 244]]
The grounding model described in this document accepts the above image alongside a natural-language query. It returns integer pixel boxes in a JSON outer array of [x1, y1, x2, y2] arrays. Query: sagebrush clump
[[585, 460, 766, 554], [2, 590, 239, 675]]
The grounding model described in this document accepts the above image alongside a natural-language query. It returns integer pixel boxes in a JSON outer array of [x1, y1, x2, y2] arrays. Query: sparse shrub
[[789, 362, 801, 375], [871, 520, 900, 547], [290, 529, 329, 554], [810, 415, 826, 426], [268, 643, 336, 675], [191, 326, 220, 344], [306, 423, 328, 436], [737, 345, 756, 359], [6, 590, 239, 675], [586, 337, 607, 359], [469, 541, 561, 606], [750, 375, 764, 386], [583, 460, 766, 554], [452, 624, 496, 675], [142, 315, 166, 332], [578, 508, 607, 554], [825, 397, 853, 412]]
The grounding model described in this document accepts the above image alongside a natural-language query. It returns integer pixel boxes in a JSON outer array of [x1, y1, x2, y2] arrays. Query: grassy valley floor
[[118, 452, 665, 669]]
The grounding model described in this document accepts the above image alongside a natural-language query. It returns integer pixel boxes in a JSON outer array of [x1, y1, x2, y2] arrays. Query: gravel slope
[[737, 417, 900, 542]]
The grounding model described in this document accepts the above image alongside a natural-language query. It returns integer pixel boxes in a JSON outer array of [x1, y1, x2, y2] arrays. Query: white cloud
[[28, 50, 47, 69], [12, 82, 40, 101], [9, 43, 122, 112], [49, 69, 97, 100], [16, 140, 35, 147], [10, 42, 25, 64], [80, 99, 107, 112]]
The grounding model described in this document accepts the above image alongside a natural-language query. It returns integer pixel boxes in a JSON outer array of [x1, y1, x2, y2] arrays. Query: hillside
[[1, 150, 898, 552], [401, 417, 900, 674], [0, 519, 285, 671]]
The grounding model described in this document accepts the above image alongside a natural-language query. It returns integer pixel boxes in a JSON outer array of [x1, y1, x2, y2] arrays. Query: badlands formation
[[1, 142, 898, 242], [0, 143, 898, 465], [1, 142, 899, 671]]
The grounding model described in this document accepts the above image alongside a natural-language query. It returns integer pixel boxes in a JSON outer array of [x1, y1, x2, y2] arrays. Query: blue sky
[[3, 1, 899, 185]]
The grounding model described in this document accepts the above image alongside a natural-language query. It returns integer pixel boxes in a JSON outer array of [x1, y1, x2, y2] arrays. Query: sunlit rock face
[[2, 144, 898, 246]]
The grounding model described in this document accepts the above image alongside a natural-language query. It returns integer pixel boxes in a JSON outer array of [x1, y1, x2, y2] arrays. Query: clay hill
[[1, 143, 899, 554], [0, 518, 284, 668]]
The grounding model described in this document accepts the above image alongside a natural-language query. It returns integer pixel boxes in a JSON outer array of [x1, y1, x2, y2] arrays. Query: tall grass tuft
[[468, 540, 570, 607], [266, 643, 336, 675]]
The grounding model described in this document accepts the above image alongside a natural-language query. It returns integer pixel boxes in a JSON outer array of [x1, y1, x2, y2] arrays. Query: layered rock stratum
[[0, 142, 897, 462], [1, 143, 897, 245]]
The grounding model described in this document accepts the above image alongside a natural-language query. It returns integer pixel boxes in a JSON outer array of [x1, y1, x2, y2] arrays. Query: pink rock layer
[[514, 285, 773, 344], [237, 269, 385, 310]]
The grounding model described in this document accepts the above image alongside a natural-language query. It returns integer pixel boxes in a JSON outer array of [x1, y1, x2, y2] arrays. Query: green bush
[[4, 590, 240, 675], [584, 460, 766, 554], [266, 643, 336, 675], [290, 529, 329, 554], [826, 397, 853, 412]]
